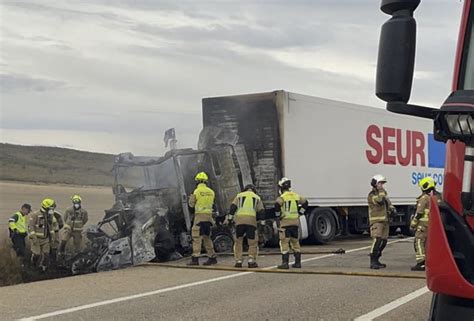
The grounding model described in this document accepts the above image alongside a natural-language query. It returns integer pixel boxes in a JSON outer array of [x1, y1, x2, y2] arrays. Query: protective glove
[[298, 207, 306, 215]]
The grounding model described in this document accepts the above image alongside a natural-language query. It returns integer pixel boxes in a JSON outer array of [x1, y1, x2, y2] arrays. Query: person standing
[[410, 177, 441, 271], [367, 175, 396, 269], [228, 184, 265, 268], [275, 177, 308, 269], [58, 195, 88, 257], [29, 199, 57, 272], [8, 203, 31, 259], [187, 172, 217, 266]]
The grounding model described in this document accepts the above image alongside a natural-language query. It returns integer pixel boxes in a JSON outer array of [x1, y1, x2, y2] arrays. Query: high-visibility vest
[[235, 191, 260, 218], [281, 191, 301, 221], [194, 183, 215, 215], [9, 211, 27, 234]]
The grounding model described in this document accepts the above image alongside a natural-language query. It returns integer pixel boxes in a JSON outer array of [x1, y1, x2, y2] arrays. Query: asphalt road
[[1, 236, 432, 321]]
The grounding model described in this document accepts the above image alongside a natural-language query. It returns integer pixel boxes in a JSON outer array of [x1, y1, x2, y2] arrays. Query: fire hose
[[142, 262, 425, 279]]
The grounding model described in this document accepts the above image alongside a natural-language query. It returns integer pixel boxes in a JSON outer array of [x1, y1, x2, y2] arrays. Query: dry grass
[[0, 240, 23, 286], [0, 143, 115, 186]]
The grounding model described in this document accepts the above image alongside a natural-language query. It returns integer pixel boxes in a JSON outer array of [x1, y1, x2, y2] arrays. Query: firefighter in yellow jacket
[[28, 198, 57, 272], [8, 203, 31, 259], [275, 177, 308, 269], [187, 172, 217, 266], [368, 175, 396, 269], [59, 195, 88, 257], [227, 184, 265, 268], [410, 177, 442, 271]]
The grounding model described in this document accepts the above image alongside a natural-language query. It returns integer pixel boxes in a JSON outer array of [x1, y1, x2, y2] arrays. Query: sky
[[0, 0, 465, 156]]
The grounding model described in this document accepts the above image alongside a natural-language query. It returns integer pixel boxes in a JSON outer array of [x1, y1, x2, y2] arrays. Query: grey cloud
[[0, 74, 67, 93]]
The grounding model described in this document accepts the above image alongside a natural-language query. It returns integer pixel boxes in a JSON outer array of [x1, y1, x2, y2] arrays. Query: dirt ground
[[0, 180, 115, 240]]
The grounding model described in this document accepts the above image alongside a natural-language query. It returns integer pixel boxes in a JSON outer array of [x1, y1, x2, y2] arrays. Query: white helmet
[[278, 177, 291, 189], [371, 174, 387, 187]]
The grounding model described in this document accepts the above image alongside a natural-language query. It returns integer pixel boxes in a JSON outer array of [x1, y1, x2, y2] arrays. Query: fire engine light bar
[[434, 110, 474, 146], [445, 113, 473, 136]]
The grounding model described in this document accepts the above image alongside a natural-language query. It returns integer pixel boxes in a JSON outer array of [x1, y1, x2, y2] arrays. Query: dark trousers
[[11, 234, 27, 258]]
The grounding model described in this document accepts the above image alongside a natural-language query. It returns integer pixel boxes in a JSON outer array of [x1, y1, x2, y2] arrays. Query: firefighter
[[410, 177, 440, 271], [28, 198, 57, 272], [187, 172, 217, 266], [368, 175, 396, 269], [58, 195, 88, 258], [8, 203, 31, 259], [275, 177, 308, 269], [227, 184, 265, 268]]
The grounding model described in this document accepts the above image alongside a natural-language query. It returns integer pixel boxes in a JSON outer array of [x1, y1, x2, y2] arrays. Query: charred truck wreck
[[71, 90, 427, 274], [69, 125, 280, 274]]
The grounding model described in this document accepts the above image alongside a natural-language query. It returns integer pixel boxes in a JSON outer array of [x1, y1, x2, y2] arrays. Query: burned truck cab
[[111, 143, 242, 259]]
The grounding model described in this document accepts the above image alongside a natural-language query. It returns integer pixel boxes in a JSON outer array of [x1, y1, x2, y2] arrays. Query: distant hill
[[0, 143, 115, 186]]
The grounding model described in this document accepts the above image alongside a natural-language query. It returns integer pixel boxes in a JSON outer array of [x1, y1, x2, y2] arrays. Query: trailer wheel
[[308, 208, 337, 245]]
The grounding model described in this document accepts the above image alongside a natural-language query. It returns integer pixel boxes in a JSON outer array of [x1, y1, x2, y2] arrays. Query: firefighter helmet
[[278, 177, 291, 190], [71, 195, 82, 203], [195, 172, 209, 182], [419, 177, 435, 192], [41, 198, 56, 210], [244, 184, 257, 193], [371, 174, 387, 187]]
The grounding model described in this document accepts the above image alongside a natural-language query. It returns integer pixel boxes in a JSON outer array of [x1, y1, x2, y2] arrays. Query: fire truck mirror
[[376, 0, 419, 104]]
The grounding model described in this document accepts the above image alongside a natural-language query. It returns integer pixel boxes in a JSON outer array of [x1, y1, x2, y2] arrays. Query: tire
[[212, 233, 234, 253], [429, 293, 474, 321], [308, 208, 337, 245]]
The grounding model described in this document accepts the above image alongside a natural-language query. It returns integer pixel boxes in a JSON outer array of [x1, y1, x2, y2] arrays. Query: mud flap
[[299, 215, 309, 240]]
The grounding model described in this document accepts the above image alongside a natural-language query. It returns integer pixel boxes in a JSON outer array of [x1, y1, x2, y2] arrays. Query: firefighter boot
[[292, 252, 302, 268], [278, 253, 290, 269], [370, 254, 384, 269], [203, 256, 217, 266], [247, 260, 258, 268], [377, 239, 387, 268], [187, 256, 199, 266], [411, 261, 425, 271]]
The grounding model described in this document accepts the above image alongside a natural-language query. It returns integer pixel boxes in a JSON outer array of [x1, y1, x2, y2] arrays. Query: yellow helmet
[[71, 195, 82, 203], [41, 198, 56, 210], [419, 177, 435, 192], [195, 172, 209, 182]]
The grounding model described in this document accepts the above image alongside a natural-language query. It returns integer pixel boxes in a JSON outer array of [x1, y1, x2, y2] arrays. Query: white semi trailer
[[201, 90, 445, 244]]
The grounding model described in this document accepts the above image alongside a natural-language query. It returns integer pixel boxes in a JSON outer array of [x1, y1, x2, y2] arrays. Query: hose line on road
[[142, 263, 426, 279]]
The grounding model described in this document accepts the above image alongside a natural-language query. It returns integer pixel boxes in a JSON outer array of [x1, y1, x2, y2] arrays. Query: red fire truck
[[376, 0, 473, 320]]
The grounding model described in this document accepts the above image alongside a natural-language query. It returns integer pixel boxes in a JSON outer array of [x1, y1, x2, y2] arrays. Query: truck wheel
[[213, 233, 234, 253], [309, 208, 337, 245]]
